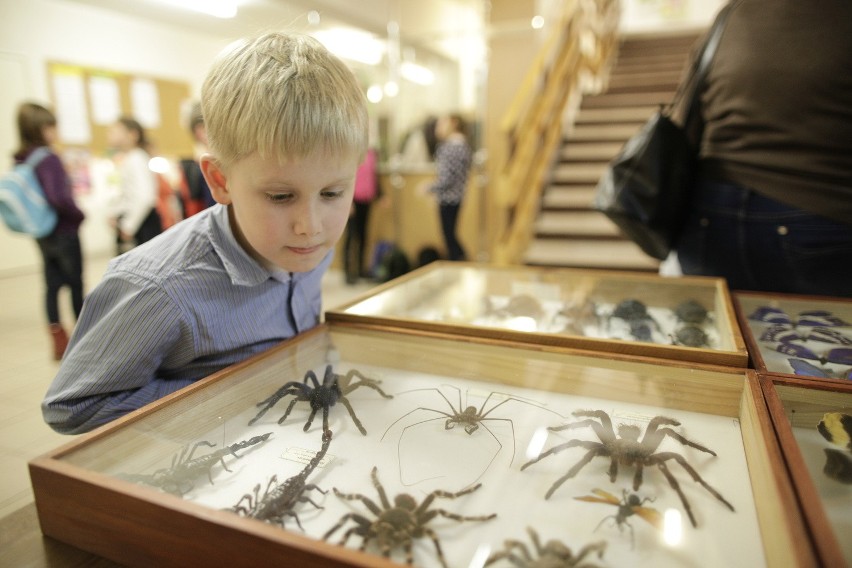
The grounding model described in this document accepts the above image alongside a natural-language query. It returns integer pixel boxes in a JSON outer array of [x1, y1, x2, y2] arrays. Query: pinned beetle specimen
[[230, 429, 332, 529], [609, 299, 660, 342], [672, 324, 710, 348], [674, 300, 709, 325], [323, 466, 496, 568], [521, 410, 734, 527], [119, 432, 272, 496], [249, 365, 392, 435], [485, 526, 606, 567], [575, 488, 662, 548]]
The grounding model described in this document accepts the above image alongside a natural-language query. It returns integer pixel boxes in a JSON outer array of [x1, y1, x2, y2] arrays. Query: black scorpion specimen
[[249, 365, 392, 435], [230, 429, 333, 529], [119, 432, 272, 495], [324, 466, 496, 568], [521, 410, 734, 527], [485, 527, 606, 567]]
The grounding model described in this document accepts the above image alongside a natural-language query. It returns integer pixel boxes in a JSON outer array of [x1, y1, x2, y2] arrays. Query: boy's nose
[[294, 203, 321, 236]]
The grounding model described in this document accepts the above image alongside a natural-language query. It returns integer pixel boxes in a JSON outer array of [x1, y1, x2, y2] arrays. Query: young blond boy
[[43, 33, 368, 434]]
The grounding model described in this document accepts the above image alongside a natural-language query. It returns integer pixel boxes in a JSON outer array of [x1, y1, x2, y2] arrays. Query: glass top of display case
[[735, 291, 852, 381], [326, 262, 748, 368], [30, 324, 808, 567], [761, 376, 852, 566]]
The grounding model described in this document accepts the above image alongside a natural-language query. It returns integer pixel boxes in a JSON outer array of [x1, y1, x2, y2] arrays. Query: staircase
[[523, 32, 701, 272]]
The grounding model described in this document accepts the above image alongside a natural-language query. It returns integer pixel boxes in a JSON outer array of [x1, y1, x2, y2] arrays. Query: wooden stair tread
[[524, 239, 660, 271]]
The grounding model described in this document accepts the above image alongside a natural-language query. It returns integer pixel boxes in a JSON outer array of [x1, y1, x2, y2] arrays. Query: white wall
[[620, 0, 726, 34], [0, 0, 230, 275]]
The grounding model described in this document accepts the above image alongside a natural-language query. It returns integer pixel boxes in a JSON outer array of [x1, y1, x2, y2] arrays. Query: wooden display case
[[326, 262, 748, 368], [734, 292, 852, 382], [30, 325, 810, 567], [759, 375, 852, 567]]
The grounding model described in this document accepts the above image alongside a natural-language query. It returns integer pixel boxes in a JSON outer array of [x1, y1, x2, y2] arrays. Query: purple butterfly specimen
[[787, 358, 852, 381], [796, 310, 850, 328], [748, 306, 791, 324], [776, 344, 852, 365]]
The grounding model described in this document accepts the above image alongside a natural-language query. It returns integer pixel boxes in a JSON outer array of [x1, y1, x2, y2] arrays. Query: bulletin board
[[47, 61, 194, 158]]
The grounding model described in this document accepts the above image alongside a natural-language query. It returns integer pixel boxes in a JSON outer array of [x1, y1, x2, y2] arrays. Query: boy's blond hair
[[202, 32, 368, 168]]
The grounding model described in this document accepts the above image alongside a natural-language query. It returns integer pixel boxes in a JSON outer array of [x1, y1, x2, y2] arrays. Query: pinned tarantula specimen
[[521, 410, 734, 527], [249, 365, 392, 435], [485, 527, 606, 567], [323, 466, 496, 568]]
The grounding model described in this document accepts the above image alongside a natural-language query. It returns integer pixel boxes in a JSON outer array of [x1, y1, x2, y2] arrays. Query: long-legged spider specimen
[[323, 466, 496, 568], [248, 365, 392, 435], [575, 488, 662, 548], [381, 385, 562, 483], [485, 527, 606, 567], [521, 410, 734, 527]]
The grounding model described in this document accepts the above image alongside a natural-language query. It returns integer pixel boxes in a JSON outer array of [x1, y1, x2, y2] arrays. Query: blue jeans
[[677, 180, 852, 297]]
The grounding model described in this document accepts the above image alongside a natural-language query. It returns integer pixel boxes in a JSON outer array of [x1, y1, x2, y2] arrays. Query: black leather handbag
[[593, 4, 734, 260]]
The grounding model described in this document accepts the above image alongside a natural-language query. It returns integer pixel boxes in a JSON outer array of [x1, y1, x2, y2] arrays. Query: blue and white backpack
[[0, 147, 58, 237]]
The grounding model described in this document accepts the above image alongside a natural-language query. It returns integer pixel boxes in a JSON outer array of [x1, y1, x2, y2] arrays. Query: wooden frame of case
[[30, 324, 810, 567], [326, 262, 748, 368], [734, 291, 852, 382], [759, 374, 852, 567]]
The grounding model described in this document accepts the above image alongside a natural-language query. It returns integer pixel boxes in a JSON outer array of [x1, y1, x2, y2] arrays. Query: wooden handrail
[[492, 0, 621, 265]]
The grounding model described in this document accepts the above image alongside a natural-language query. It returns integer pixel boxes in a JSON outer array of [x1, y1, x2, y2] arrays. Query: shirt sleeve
[[42, 270, 195, 434]]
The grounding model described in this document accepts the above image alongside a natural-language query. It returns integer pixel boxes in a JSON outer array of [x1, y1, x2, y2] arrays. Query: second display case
[[327, 262, 748, 368]]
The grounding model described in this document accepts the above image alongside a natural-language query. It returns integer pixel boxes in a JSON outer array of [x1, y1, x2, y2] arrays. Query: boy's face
[[202, 150, 359, 273]]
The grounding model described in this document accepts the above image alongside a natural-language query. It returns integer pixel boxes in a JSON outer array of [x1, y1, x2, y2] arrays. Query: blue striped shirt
[[42, 204, 331, 434]]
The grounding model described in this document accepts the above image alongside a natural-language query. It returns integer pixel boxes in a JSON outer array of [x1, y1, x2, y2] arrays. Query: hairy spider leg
[[521, 439, 610, 499], [275, 393, 305, 425], [248, 382, 305, 425], [641, 417, 718, 456], [336, 396, 368, 435], [339, 369, 393, 398], [651, 452, 734, 527], [323, 512, 370, 544], [484, 541, 530, 566]]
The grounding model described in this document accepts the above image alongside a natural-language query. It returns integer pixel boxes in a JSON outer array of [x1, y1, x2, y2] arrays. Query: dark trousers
[[37, 233, 84, 324], [344, 201, 371, 282], [439, 203, 467, 261], [677, 179, 852, 297]]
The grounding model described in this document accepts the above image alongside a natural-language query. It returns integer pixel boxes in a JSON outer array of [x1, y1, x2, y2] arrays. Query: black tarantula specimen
[[323, 466, 496, 568], [521, 409, 734, 527], [248, 365, 392, 435]]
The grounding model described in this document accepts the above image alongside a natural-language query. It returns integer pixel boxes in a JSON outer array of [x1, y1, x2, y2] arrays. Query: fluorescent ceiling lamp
[[312, 28, 385, 66], [401, 61, 434, 85], [153, 0, 238, 19]]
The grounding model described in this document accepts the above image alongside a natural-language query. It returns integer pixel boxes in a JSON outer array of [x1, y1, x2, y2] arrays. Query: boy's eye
[[266, 193, 293, 203], [321, 188, 345, 199]]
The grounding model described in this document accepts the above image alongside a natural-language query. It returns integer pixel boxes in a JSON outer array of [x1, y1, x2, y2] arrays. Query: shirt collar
[[208, 204, 333, 286]]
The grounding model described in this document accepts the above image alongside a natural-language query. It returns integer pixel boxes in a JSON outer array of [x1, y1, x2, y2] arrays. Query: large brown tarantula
[[485, 527, 606, 567], [521, 409, 734, 527], [323, 466, 496, 567]]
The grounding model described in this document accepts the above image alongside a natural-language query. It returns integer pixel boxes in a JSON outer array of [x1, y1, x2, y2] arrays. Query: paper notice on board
[[131, 78, 160, 129], [52, 70, 91, 144], [88, 76, 121, 125]]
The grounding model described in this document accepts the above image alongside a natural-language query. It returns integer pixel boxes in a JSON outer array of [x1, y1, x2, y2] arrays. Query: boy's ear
[[200, 155, 231, 205]]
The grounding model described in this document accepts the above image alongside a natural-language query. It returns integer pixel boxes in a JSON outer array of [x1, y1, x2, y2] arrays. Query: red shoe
[[49, 324, 69, 361]]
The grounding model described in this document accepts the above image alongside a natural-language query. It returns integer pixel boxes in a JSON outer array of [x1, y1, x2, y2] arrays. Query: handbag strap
[[675, 1, 739, 134]]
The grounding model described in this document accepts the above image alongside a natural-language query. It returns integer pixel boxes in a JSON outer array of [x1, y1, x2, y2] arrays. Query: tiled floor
[[0, 254, 376, 519]]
